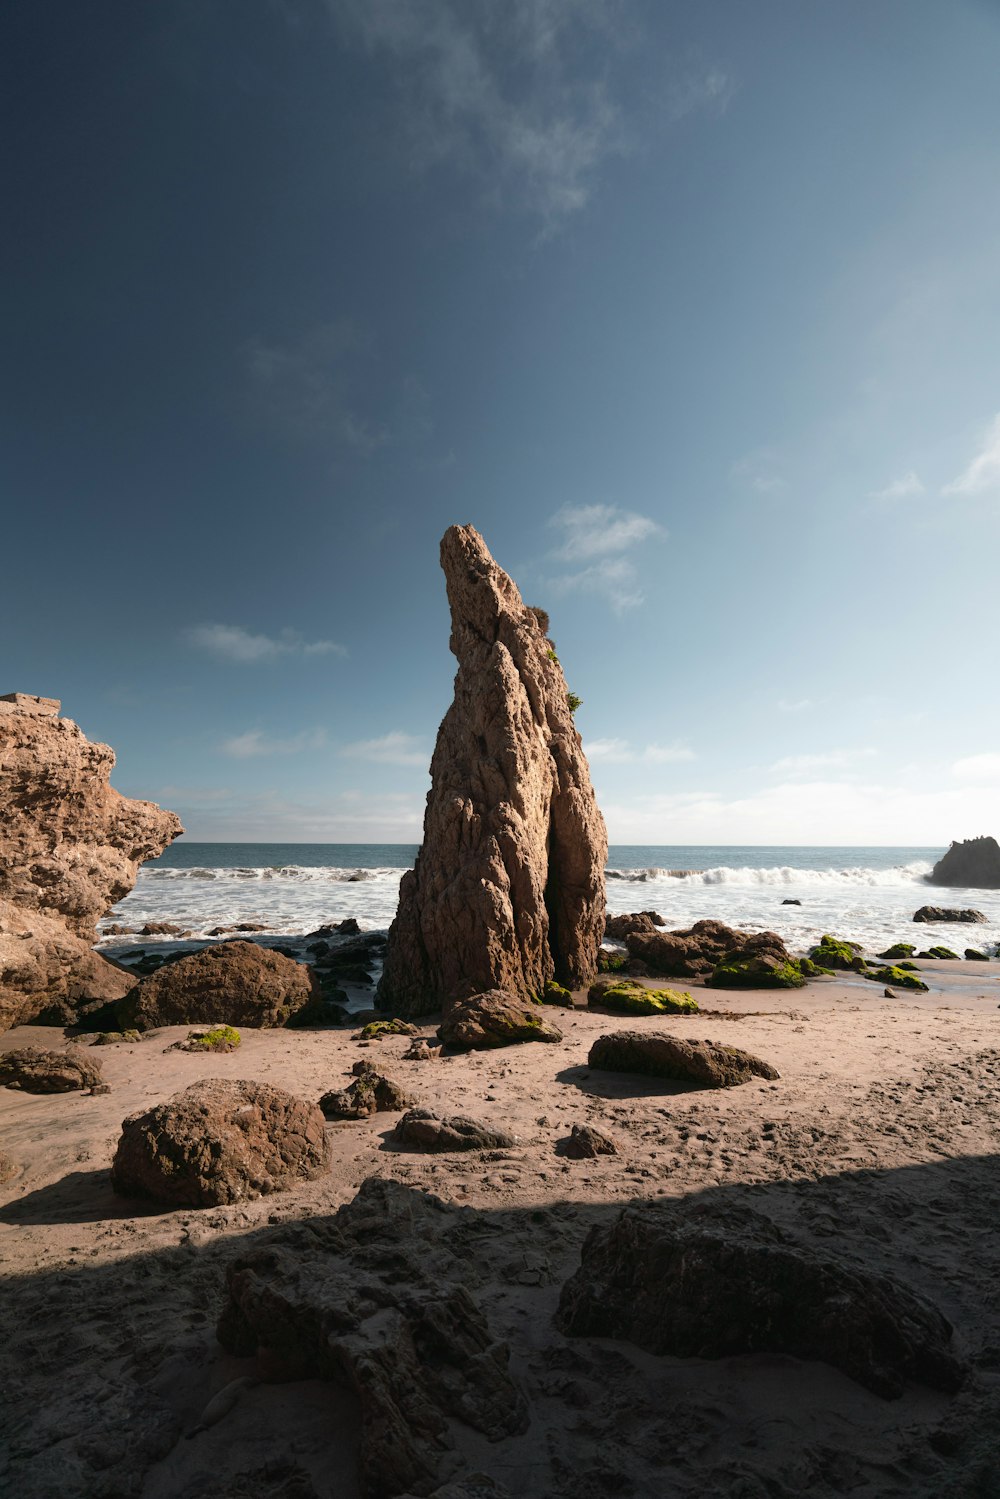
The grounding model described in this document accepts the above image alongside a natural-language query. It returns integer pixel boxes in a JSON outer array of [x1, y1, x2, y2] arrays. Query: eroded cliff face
[[0, 694, 182, 1029], [378, 526, 607, 1018]]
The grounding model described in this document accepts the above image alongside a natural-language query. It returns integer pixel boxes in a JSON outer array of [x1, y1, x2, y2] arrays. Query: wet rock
[[378, 525, 607, 1017], [625, 919, 805, 988], [864, 965, 929, 992], [807, 934, 867, 972], [437, 990, 563, 1050], [604, 911, 665, 938], [557, 1124, 618, 1159], [393, 1108, 518, 1152], [112, 1078, 331, 1207], [140, 921, 187, 936], [118, 941, 321, 1030], [782, 898, 802, 905], [587, 975, 698, 1015], [965, 948, 990, 961], [0, 1045, 105, 1093], [217, 1177, 529, 1498], [929, 835, 1000, 889], [913, 906, 988, 924], [319, 1061, 416, 1120], [555, 1200, 966, 1399], [0, 693, 181, 1030], [588, 1031, 780, 1088], [878, 943, 916, 960]]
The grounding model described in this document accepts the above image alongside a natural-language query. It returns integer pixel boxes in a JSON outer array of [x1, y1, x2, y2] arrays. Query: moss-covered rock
[[588, 979, 699, 1016], [710, 956, 806, 989], [92, 1029, 142, 1045], [598, 950, 630, 973], [185, 1025, 241, 1052], [925, 946, 959, 960], [965, 948, 990, 961], [808, 935, 867, 972], [797, 957, 834, 978], [359, 1018, 418, 1041], [865, 965, 929, 993], [896, 961, 919, 971], [877, 943, 915, 960], [540, 980, 574, 1007]]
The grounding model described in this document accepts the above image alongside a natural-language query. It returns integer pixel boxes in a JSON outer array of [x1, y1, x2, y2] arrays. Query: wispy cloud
[[942, 412, 1000, 496], [245, 320, 392, 454], [221, 728, 329, 758], [544, 503, 665, 612], [341, 730, 429, 767], [869, 470, 925, 501], [730, 448, 787, 495], [770, 748, 876, 776], [187, 623, 347, 664], [585, 736, 695, 764], [777, 697, 812, 714], [952, 753, 1000, 783]]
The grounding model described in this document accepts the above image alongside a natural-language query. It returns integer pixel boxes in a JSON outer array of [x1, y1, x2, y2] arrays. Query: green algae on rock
[[865, 965, 929, 992], [808, 935, 867, 972], [588, 979, 699, 1015]]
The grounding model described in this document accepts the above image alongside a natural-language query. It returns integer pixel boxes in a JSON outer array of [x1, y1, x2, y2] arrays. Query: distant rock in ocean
[[928, 835, 1000, 889], [0, 693, 182, 1031], [377, 525, 607, 1018]]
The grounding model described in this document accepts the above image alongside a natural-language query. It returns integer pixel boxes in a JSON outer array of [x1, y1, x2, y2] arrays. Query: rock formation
[[929, 835, 1000, 889], [556, 1201, 965, 1399], [0, 1044, 105, 1093], [913, 905, 988, 924], [377, 526, 607, 1018], [319, 1060, 415, 1119], [392, 1108, 518, 1152], [0, 693, 182, 1030], [624, 919, 806, 988], [112, 1078, 331, 1207], [118, 940, 321, 1030], [437, 989, 564, 1050], [587, 1031, 780, 1088]]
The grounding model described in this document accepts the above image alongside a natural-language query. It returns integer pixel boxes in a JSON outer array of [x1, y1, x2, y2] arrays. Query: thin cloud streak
[[340, 731, 430, 767], [869, 471, 925, 501], [187, 624, 347, 664], [942, 412, 1000, 496], [220, 728, 329, 758]]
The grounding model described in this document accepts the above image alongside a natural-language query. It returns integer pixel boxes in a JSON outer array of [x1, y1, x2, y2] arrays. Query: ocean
[[97, 843, 1000, 958]]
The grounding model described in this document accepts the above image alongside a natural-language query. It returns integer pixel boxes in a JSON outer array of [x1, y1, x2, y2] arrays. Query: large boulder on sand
[[111, 1077, 331, 1207], [555, 1200, 965, 1399], [588, 1031, 779, 1088], [392, 1108, 517, 1152], [913, 905, 988, 925], [626, 920, 805, 988], [929, 836, 1000, 889], [437, 989, 563, 1050], [117, 941, 321, 1030], [0, 1045, 104, 1093], [0, 693, 182, 1030], [377, 526, 607, 1018]]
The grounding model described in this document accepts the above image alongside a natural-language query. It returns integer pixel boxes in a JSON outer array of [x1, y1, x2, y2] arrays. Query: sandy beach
[[3, 963, 999, 1498]]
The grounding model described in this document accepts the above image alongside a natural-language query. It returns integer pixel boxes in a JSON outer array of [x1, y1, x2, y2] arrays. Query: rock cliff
[[929, 835, 1000, 889], [378, 526, 607, 1017], [0, 693, 182, 1029]]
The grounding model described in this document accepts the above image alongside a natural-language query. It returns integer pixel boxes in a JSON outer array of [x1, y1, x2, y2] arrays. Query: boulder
[[878, 943, 915, 960], [111, 1078, 331, 1207], [781, 898, 802, 905], [437, 990, 563, 1050], [319, 1061, 415, 1120], [807, 934, 867, 972], [378, 526, 607, 1017], [117, 941, 321, 1030], [587, 1031, 779, 1088], [0, 693, 181, 1029], [709, 931, 806, 988], [864, 965, 929, 993], [625, 919, 805, 987], [392, 1108, 517, 1152], [929, 835, 1000, 889], [913, 906, 988, 924], [217, 1177, 528, 1498], [557, 1123, 618, 1159], [604, 910, 664, 938], [587, 976, 698, 1015], [555, 1200, 965, 1399], [965, 948, 990, 962], [0, 1045, 105, 1093]]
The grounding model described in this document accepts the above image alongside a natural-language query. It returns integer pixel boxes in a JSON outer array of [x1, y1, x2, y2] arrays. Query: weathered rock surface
[[555, 1201, 965, 1399], [929, 835, 1000, 889], [217, 1177, 529, 1498], [319, 1060, 416, 1120], [588, 1031, 780, 1088], [111, 1078, 331, 1207], [0, 1044, 104, 1093], [393, 1108, 518, 1152], [437, 990, 563, 1050], [604, 910, 664, 938], [0, 1147, 17, 1183], [378, 526, 607, 1018], [0, 693, 182, 1029], [118, 941, 321, 1030], [625, 919, 803, 987], [913, 905, 988, 924], [557, 1123, 618, 1159], [587, 975, 698, 1014]]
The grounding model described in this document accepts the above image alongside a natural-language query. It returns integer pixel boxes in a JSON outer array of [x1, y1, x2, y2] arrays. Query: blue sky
[[3, 0, 1000, 845]]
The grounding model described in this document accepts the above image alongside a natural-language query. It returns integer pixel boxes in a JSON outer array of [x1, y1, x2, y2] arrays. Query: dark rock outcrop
[[929, 836, 1000, 889], [555, 1200, 965, 1399], [604, 910, 664, 938], [587, 975, 698, 1014], [625, 919, 804, 987], [392, 1108, 517, 1152], [111, 1078, 331, 1207], [557, 1123, 618, 1159], [0, 1044, 104, 1093], [319, 1060, 415, 1120], [588, 1031, 780, 1088], [217, 1177, 529, 1498], [378, 526, 607, 1018], [913, 906, 987, 924], [0, 693, 182, 1030], [117, 941, 321, 1030], [437, 990, 563, 1050]]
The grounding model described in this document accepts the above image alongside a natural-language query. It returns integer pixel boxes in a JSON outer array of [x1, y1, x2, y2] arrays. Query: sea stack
[[929, 835, 1000, 889], [0, 693, 182, 1029], [378, 525, 607, 1018]]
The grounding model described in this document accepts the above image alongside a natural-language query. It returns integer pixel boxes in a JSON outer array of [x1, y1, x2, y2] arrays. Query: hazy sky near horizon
[[4, 0, 1000, 846]]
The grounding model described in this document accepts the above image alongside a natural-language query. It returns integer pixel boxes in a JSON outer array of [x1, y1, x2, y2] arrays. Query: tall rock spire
[[378, 525, 607, 1017]]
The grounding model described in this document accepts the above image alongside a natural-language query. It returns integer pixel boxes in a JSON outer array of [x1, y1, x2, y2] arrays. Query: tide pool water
[[98, 843, 1000, 957]]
